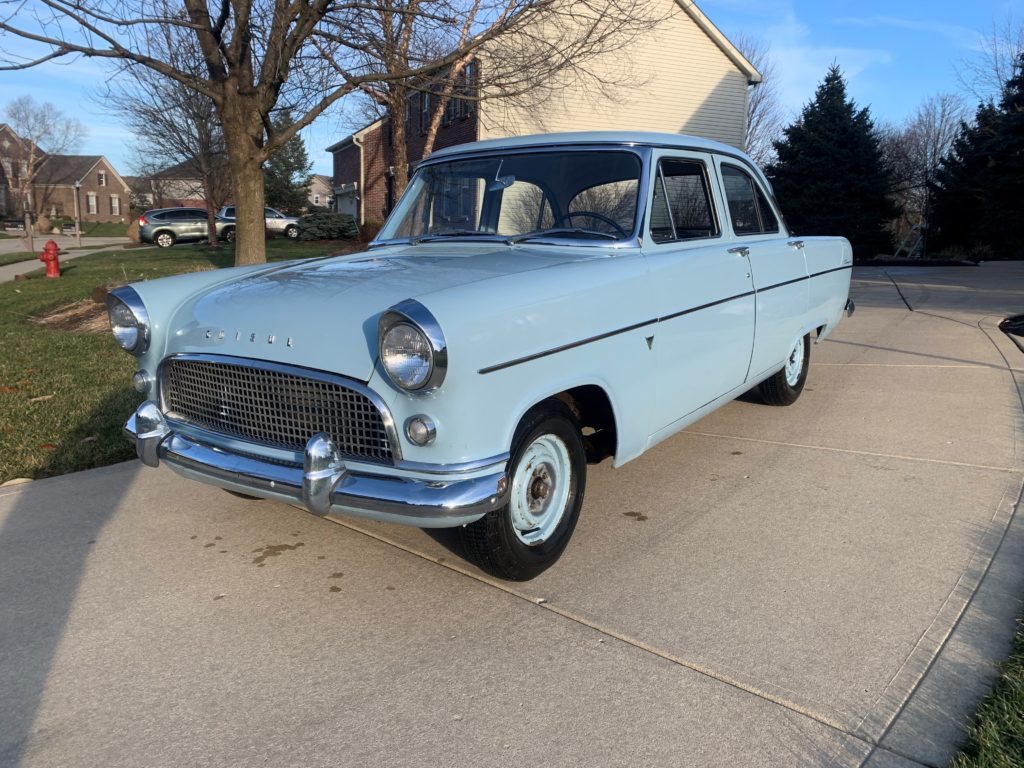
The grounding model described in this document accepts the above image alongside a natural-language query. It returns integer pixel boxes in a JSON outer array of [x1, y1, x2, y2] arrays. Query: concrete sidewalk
[[0, 235, 143, 283], [1, 263, 1022, 767]]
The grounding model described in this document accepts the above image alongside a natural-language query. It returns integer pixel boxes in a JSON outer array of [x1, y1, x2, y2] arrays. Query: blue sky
[[1, 0, 1020, 177]]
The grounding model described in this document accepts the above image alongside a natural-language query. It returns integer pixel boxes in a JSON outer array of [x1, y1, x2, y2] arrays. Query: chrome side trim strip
[[395, 452, 510, 474], [479, 264, 853, 374]]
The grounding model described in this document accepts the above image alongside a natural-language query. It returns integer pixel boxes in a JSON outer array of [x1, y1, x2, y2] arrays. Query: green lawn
[[0, 239, 355, 483], [0, 251, 37, 267], [951, 618, 1024, 767], [79, 221, 131, 237]]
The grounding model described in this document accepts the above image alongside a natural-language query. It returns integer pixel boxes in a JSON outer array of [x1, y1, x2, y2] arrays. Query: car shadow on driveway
[[0, 393, 139, 767]]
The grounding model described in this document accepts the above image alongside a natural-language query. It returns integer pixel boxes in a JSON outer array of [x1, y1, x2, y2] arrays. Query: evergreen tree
[[766, 65, 898, 259], [933, 54, 1024, 257], [263, 112, 312, 215]]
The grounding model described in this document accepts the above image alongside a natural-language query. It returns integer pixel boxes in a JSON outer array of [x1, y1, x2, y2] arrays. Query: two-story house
[[328, 0, 760, 225], [33, 155, 132, 223]]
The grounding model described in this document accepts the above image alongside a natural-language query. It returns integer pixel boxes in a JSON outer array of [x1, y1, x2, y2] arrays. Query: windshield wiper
[[411, 230, 505, 244], [509, 228, 619, 244]]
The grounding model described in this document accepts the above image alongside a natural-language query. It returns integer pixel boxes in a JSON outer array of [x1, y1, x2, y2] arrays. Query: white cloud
[[832, 15, 984, 52], [760, 11, 893, 116]]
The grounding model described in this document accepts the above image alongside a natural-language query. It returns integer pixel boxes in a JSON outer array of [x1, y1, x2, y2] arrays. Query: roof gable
[[677, 0, 760, 83]]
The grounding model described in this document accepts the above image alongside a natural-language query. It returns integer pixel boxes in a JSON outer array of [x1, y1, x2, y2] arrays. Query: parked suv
[[217, 205, 300, 239], [138, 208, 235, 248]]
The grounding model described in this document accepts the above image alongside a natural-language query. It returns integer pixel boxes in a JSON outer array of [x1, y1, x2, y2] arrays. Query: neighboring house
[[327, 0, 760, 224], [0, 123, 38, 219], [308, 174, 333, 209], [33, 155, 132, 223], [146, 160, 208, 208]]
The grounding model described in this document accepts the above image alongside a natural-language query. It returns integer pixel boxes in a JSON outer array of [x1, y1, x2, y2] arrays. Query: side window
[[649, 158, 718, 244], [721, 164, 780, 235]]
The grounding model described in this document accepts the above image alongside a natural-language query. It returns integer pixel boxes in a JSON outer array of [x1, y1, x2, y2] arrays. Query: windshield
[[377, 150, 642, 243]]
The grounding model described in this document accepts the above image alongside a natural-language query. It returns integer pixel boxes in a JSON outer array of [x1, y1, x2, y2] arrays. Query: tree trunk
[[388, 90, 410, 201], [202, 172, 220, 248], [226, 150, 266, 265], [219, 92, 267, 266]]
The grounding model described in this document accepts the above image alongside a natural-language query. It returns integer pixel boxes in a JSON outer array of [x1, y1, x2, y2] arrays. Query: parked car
[[110, 132, 853, 580], [138, 208, 235, 248], [216, 205, 300, 239]]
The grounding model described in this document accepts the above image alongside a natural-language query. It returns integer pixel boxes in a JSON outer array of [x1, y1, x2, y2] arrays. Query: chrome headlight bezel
[[106, 285, 151, 356], [378, 299, 447, 393]]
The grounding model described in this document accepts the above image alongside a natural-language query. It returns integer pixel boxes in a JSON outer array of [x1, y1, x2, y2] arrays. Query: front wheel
[[460, 400, 586, 580], [759, 334, 810, 405], [284, 224, 299, 239], [222, 227, 236, 244]]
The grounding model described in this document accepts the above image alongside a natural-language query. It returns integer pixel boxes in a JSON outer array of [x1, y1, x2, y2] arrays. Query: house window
[[98, 171, 107, 187], [86, 192, 97, 214], [0, 159, 10, 177], [405, 94, 413, 124], [420, 92, 430, 133], [19, 161, 28, 178], [314, 194, 320, 206], [459, 61, 478, 118], [110, 195, 120, 215]]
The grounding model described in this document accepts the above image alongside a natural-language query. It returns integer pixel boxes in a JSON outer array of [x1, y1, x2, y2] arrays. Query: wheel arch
[[516, 382, 619, 465]]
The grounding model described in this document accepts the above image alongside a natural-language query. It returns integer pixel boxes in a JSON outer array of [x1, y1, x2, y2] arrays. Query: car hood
[[166, 243, 583, 381]]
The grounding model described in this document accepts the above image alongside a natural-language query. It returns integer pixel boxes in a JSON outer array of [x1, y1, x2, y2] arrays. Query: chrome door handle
[[728, 246, 750, 257], [788, 240, 805, 249]]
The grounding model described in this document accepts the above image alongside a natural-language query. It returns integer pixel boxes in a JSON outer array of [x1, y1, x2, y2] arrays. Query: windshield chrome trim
[[371, 145, 654, 250]]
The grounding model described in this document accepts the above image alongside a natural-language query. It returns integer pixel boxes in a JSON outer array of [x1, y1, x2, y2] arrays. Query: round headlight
[[381, 322, 433, 390], [106, 288, 150, 356]]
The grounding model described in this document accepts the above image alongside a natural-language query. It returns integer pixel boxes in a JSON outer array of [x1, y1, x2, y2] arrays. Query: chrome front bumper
[[124, 402, 509, 527]]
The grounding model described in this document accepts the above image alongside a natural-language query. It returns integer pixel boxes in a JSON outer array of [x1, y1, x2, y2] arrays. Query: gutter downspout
[[354, 134, 365, 226]]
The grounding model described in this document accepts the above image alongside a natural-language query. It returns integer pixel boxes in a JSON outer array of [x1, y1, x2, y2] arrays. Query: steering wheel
[[552, 210, 629, 238]]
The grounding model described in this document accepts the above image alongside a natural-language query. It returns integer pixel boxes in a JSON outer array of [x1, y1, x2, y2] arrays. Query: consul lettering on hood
[[109, 130, 854, 582]]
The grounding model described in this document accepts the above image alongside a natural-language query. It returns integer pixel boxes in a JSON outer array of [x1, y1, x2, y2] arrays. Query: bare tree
[[103, 27, 231, 247], [345, 0, 669, 197], [0, 0, 547, 265], [958, 13, 1024, 102], [734, 35, 782, 165], [2, 96, 86, 252], [880, 93, 967, 253]]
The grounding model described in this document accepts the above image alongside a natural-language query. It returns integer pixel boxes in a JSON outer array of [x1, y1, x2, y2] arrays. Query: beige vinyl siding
[[478, 0, 749, 148]]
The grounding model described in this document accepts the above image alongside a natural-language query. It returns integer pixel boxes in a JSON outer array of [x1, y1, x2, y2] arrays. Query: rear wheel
[[460, 400, 586, 581], [155, 231, 175, 248], [284, 224, 299, 239], [222, 227, 236, 243], [759, 334, 810, 405]]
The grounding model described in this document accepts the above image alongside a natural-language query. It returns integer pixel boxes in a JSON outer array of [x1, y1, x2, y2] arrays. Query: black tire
[[460, 399, 586, 580], [759, 334, 810, 406], [154, 230, 176, 248], [284, 225, 299, 239], [223, 227, 236, 244]]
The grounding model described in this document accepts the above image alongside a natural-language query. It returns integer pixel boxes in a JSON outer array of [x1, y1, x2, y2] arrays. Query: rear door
[[644, 151, 755, 432], [714, 160, 809, 381]]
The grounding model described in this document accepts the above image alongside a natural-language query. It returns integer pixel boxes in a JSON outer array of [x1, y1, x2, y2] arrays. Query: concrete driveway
[[1, 263, 1022, 768]]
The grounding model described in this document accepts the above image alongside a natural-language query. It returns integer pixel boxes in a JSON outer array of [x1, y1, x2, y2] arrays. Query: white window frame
[[420, 92, 430, 134], [98, 170, 107, 187], [110, 194, 120, 215], [86, 192, 97, 214]]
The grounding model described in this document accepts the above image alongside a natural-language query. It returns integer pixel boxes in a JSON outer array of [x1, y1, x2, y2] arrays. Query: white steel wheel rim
[[157, 233, 172, 247], [509, 434, 572, 547], [785, 338, 805, 386]]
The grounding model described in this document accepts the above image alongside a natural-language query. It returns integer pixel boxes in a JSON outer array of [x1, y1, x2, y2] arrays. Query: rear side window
[[649, 158, 718, 244], [721, 164, 780, 235]]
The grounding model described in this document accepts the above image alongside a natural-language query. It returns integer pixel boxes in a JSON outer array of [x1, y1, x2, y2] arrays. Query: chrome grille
[[161, 357, 394, 463]]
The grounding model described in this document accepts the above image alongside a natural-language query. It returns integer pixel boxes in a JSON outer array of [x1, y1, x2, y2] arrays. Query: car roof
[[427, 131, 752, 162], [145, 207, 208, 215]]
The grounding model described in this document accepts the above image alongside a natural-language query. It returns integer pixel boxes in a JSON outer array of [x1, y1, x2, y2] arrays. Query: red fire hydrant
[[39, 240, 60, 278]]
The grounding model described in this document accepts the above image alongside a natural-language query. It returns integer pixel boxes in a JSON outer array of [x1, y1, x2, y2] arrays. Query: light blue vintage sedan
[[109, 132, 853, 580]]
